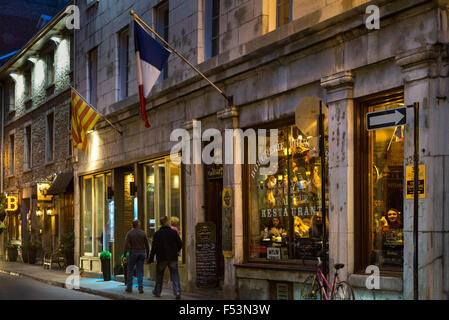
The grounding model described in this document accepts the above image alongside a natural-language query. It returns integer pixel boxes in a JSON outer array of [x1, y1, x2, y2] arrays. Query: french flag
[[134, 20, 170, 128]]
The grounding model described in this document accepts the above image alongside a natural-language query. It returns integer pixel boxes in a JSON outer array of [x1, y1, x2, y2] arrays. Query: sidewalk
[[0, 260, 215, 300]]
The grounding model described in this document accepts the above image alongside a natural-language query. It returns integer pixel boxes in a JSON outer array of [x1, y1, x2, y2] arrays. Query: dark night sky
[[0, 0, 70, 60]]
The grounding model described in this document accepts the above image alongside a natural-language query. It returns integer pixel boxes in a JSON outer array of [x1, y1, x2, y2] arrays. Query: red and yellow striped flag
[[71, 88, 100, 152]]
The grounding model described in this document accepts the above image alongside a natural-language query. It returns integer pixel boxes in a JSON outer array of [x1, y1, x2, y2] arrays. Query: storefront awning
[[46, 172, 74, 195]]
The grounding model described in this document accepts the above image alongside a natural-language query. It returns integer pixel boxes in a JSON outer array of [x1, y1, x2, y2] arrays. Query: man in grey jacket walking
[[123, 219, 149, 294]]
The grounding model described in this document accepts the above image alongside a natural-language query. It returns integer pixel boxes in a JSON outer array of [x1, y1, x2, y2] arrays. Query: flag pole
[[71, 86, 123, 135], [130, 10, 234, 106]]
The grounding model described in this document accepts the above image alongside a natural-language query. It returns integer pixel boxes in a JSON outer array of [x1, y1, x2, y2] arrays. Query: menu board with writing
[[195, 222, 218, 287]]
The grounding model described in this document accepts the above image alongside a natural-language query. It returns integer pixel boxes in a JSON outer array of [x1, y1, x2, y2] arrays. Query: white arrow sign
[[366, 107, 406, 131]]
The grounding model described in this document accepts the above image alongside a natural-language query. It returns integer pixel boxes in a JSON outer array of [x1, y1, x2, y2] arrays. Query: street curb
[[0, 268, 138, 300]]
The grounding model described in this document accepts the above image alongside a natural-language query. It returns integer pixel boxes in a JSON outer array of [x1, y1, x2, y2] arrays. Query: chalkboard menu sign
[[195, 222, 218, 287]]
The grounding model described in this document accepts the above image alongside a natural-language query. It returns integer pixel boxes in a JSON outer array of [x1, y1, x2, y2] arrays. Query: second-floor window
[[155, 1, 169, 81], [277, 0, 291, 27], [46, 112, 54, 163], [4, 81, 15, 112], [118, 27, 129, 100], [205, 0, 219, 60], [24, 68, 32, 99], [46, 50, 55, 86], [88, 47, 98, 106], [9, 134, 14, 175], [24, 125, 32, 170]]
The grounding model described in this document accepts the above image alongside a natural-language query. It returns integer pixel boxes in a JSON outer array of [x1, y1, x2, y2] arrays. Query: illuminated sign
[[6, 195, 18, 212], [37, 183, 52, 201]]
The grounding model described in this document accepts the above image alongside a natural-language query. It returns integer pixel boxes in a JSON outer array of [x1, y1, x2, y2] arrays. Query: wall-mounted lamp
[[50, 36, 61, 44], [47, 208, 56, 216], [36, 209, 43, 217]]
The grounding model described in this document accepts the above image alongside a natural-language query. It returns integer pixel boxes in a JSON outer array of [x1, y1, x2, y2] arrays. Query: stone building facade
[[73, 0, 448, 300], [0, 9, 74, 259]]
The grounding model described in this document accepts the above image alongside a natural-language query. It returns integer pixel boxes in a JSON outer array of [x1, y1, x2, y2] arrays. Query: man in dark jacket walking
[[123, 219, 149, 294], [149, 216, 182, 299]]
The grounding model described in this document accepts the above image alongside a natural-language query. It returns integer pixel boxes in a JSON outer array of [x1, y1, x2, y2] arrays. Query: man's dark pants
[[127, 252, 146, 290], [154, 260, 181, 296]]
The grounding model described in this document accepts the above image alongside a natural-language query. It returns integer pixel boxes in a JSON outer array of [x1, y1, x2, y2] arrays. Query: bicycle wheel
[[300, 275, 322, 300], [333, 281, 355, 300]]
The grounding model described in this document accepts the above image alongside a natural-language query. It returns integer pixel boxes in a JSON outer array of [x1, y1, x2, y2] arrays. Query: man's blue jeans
[[127, 252, 145, 290], [154, 260, 181, 296]]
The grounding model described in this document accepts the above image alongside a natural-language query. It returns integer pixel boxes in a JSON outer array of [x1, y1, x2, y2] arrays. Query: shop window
[[355, 92, 404, 272], [247, 124, 328, 263], [94, 175, 105, 253], [143, 157, 182, 259], [82, 173, 110, 256]]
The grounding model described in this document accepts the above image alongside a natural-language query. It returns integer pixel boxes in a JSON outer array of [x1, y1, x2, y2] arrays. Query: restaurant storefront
[[246, 118, 329, 263], [72, 0, 448, 300]]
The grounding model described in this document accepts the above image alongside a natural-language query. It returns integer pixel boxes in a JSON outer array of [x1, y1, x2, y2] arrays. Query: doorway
[[204, 164, 224, 281]]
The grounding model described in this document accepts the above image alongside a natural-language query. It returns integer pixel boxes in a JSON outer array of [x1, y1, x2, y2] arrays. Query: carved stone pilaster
[[395, 45, 440, 83], [321, 71, 354, 103]]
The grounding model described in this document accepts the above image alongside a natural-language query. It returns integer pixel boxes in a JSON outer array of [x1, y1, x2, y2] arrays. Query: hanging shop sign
[[195, 222, 218, 288], [37, 183, 53, 201], [222, 187, 232, 208], [207, 163, 223, 180], [406, 164, 425, 199], [221, 187, 233, 257], [366, 107, 407, 131], [6, 195, 18, 212]]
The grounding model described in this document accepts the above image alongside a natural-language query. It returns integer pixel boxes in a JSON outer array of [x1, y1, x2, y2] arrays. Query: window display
[[82, 173, 111, 256], [369, 103, 404, 268], [248, 124, 328, 262], [143, 156, 183, 260]]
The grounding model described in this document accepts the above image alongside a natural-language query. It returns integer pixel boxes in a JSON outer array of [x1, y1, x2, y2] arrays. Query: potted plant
[[60, 232, 74, 266], [99, 250, 112, 281], [7, 241, 19, 262]]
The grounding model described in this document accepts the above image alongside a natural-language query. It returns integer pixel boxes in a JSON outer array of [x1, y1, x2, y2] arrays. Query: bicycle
[[300, 257, 355, 300]]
